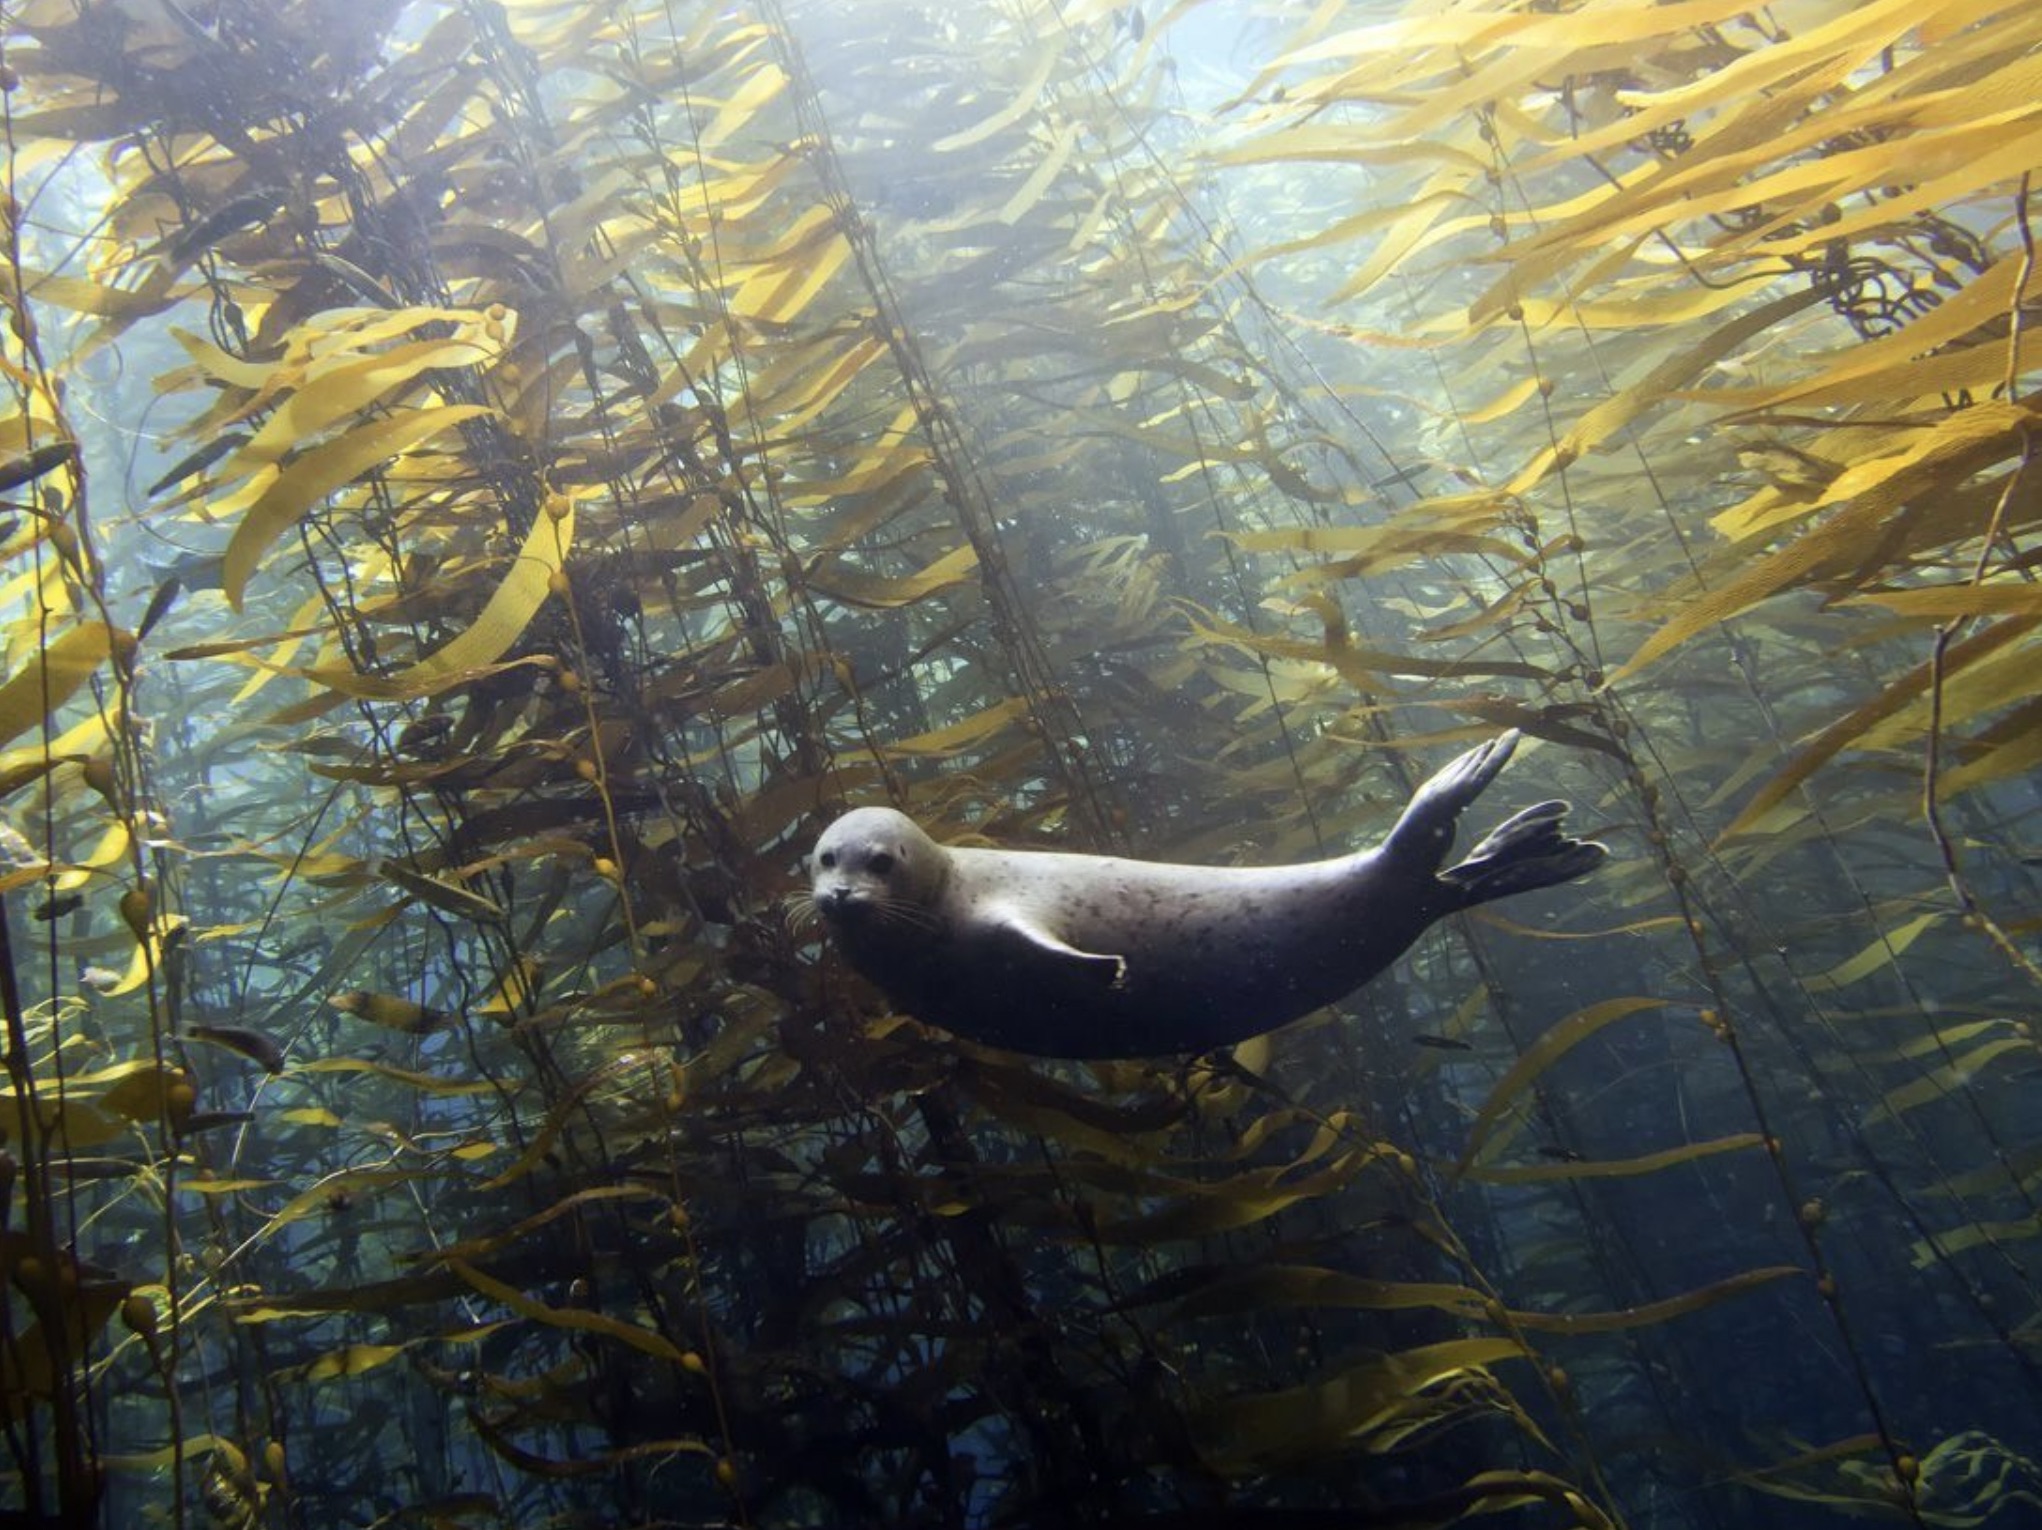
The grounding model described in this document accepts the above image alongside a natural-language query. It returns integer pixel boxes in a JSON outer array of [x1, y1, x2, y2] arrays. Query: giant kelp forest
[[0, 0, 2038, 1525]]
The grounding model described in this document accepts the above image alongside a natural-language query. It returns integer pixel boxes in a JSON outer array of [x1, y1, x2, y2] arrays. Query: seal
[[808, 730, 1605, 1059]]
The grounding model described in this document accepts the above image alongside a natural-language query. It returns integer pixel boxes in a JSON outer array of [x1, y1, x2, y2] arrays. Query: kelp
[[0, 0, 2038, 1526]]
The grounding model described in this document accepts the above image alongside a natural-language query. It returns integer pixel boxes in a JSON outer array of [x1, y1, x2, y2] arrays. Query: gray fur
[[809, 730, 1605, 1058]]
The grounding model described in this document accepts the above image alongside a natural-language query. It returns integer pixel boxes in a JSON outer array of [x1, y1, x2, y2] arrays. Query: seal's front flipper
[[1383, 729, 1521, 871], [998, 911, 1129, 989], [1442, 799, 1607, 906]]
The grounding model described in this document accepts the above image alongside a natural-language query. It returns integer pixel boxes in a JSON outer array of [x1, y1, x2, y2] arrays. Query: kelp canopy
[[0, 0, 2038, 1524]]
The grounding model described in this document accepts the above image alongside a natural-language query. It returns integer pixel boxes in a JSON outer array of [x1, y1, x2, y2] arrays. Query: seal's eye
[[867, 851, 896, 876], [817, 851, 836, 870]]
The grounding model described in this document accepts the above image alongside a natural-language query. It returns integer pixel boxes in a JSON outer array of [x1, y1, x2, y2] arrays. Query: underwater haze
[[0, 0, 2039, 1525]]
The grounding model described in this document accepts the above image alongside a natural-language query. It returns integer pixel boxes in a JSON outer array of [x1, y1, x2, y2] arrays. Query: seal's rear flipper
[[1382, 729, 1522, 871], [1440, 800, 1606, 906]]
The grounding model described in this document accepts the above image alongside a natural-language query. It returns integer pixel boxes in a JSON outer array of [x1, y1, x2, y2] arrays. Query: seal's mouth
[[814, 882, 935, 934], [814, 883, 866, 922]]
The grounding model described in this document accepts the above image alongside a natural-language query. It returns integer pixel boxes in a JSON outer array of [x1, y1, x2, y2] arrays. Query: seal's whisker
[[875, 896, 939, 932], [783, 891, 818, 933]]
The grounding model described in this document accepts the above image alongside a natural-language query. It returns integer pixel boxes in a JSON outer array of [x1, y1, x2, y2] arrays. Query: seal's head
[[809, 807, 947, 930]]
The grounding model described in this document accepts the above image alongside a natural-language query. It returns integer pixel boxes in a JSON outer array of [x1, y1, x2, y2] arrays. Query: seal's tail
[[1439, 800, 1606, 908]]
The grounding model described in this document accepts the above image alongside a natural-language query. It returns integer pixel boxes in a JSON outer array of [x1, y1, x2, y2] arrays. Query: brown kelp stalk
[[1923, 170, 2042, 991]]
